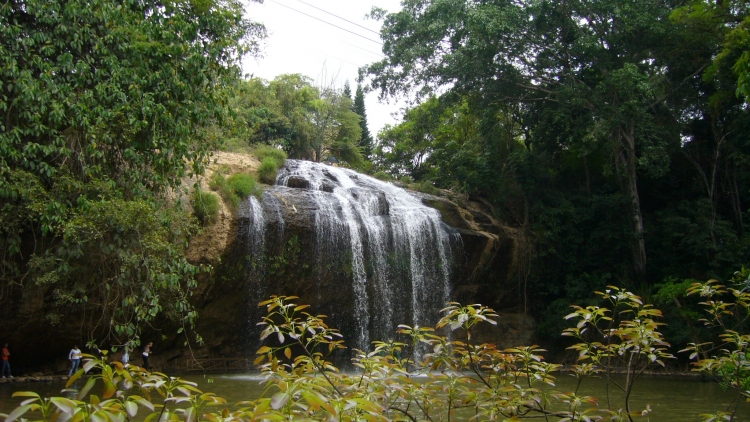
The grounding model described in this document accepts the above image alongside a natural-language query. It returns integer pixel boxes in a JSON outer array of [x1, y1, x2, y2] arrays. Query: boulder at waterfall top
[[190, 158, 533, 362]]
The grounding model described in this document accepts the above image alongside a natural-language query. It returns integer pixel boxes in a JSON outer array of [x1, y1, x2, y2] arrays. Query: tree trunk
[[584, 155, 592, 195], [729, 161, 744, 234], [617, 123, 647, 277]]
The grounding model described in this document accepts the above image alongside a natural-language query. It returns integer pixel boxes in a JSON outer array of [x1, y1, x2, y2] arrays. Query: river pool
[[0, 372, 747, 420]]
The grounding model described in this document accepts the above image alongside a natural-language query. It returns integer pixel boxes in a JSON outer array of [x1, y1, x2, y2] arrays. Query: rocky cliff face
[[186, 160, 535, 363], [0, 157, 534, 373]]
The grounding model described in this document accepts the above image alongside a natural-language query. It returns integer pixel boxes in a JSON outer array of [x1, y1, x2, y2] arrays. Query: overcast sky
[[241, 0, 404, 136]]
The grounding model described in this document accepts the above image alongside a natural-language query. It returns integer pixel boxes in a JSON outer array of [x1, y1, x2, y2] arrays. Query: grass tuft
[[192, 189, 220, 225], [258, 156, 280, 184]]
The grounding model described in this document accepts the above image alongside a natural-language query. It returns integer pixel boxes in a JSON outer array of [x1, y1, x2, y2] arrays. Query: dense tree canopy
[[2, 0, 748, 359], [0, 0, 264, 347], [363, 0, 750, 335], [218, 74, 366, 167]]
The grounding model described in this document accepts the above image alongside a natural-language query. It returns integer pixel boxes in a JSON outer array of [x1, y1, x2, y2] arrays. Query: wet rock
[[420, 196, 475, 231], [286, 176, 310, 189], [320, 180, 336, 193], [373, 192, 389, 216]]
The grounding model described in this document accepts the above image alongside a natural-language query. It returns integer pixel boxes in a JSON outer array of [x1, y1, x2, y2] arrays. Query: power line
[[340, 40, 385, 59], [324, 55, 362, 68], [267, 0, 383, 46], [293, 0, 381, 36]]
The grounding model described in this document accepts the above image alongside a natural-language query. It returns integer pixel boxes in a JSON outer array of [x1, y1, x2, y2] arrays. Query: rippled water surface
[[0, 373, 748, 420]]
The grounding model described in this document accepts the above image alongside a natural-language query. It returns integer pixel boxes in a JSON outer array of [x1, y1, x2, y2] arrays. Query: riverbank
[[0, 374, 68, 383]]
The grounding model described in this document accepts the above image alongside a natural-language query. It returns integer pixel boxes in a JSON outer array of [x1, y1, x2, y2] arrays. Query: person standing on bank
[[68, 345, 82, 376], [1, 343, 12, 378], [142, 342, 152, 370], [121, 345, 130, 367]]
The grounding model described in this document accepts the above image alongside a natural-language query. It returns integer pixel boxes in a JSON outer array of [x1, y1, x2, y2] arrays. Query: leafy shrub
[[208, 172, 238, 208], [209, 172, 258, 209], [258, 156, 280, 184], [253, 145, 287, 168], [191, 189, 220, 225], [5, 285, 742, 422], [209, 171, 229, 191], [228, 173, 257, 198], [372, 171, 392, 181], [414, 180, 440, 195]]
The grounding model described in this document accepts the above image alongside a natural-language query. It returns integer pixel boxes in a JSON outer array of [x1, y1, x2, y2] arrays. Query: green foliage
[[191, 189, 220, 226], [25, 180, 207, 346], [253, 145, 288, 168], [412, 180, 440, 196], [228, 173, 258, 199], [354, 84, 373, 158], [563, 286, 674, 417], [4, 286, 746, 422], [677, 1, 750, 102], [311, 81, 364, 168], [372, 171, 392, 181], [258, 157, 281, 184], [267, 235, 302, 276], [209, 172, 238, 208], [0, 0, 264, 345], [211, 75, 366, 167], [682, 277, 750, 419], [363, 0, 750, 342], [0, 0, 263, 192], [3, 354, 227, 422], [209, 172, 259, 209]]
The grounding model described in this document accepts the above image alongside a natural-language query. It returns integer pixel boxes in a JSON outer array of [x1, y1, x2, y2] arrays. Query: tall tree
[[343, 81, 353, 101], [0, 0, 265, 346], [364, 0, 705, 279], [310, 82, 363, 166], [354, 85, 374, 159], [268, 74, 318, 159]]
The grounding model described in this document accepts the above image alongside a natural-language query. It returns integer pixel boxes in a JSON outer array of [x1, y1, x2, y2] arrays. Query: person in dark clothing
[[1, 343, 12, 378], [142, 342, 153, 370]]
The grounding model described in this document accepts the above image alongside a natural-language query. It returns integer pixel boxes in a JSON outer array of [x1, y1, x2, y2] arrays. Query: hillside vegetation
[[2, 0, 750, 364]]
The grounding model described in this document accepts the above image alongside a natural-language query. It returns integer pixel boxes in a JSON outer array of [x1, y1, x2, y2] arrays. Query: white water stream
[[242, 160, 461, 351]]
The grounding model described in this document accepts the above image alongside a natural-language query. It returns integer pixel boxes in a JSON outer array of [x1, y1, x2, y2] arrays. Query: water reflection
[[0, 373, 747, 420]]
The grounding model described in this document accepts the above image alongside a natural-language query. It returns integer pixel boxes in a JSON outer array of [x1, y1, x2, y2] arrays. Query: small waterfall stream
[[238, 160, 462, 352]]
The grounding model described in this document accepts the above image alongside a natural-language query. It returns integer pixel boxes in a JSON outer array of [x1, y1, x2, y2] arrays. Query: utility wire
[[340, 40, 385, 58], [293, 0, 381, 36], [267, 0, 383, 46]]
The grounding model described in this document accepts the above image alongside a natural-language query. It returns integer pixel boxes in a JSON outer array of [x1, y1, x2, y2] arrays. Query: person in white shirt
[[121, 346, 130, 367], [68, 345, 81, 376]]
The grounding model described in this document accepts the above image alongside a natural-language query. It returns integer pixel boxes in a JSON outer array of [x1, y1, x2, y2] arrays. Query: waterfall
[[242, 160, 461, 353]]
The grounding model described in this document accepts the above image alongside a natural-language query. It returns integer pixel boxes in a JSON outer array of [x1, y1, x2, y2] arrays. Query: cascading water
[[239, 160, 462, 354]]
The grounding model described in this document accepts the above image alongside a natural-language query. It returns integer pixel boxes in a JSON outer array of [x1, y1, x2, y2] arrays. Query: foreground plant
[[681, 271, 750, 421], [248, 296, 617, 421], [0, 353, 225, 422], [0, 289, 736, 421], [562, 287, 674, 421]]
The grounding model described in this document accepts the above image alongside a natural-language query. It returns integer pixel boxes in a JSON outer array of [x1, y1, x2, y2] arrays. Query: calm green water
[[0, 373, 747, 420]]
